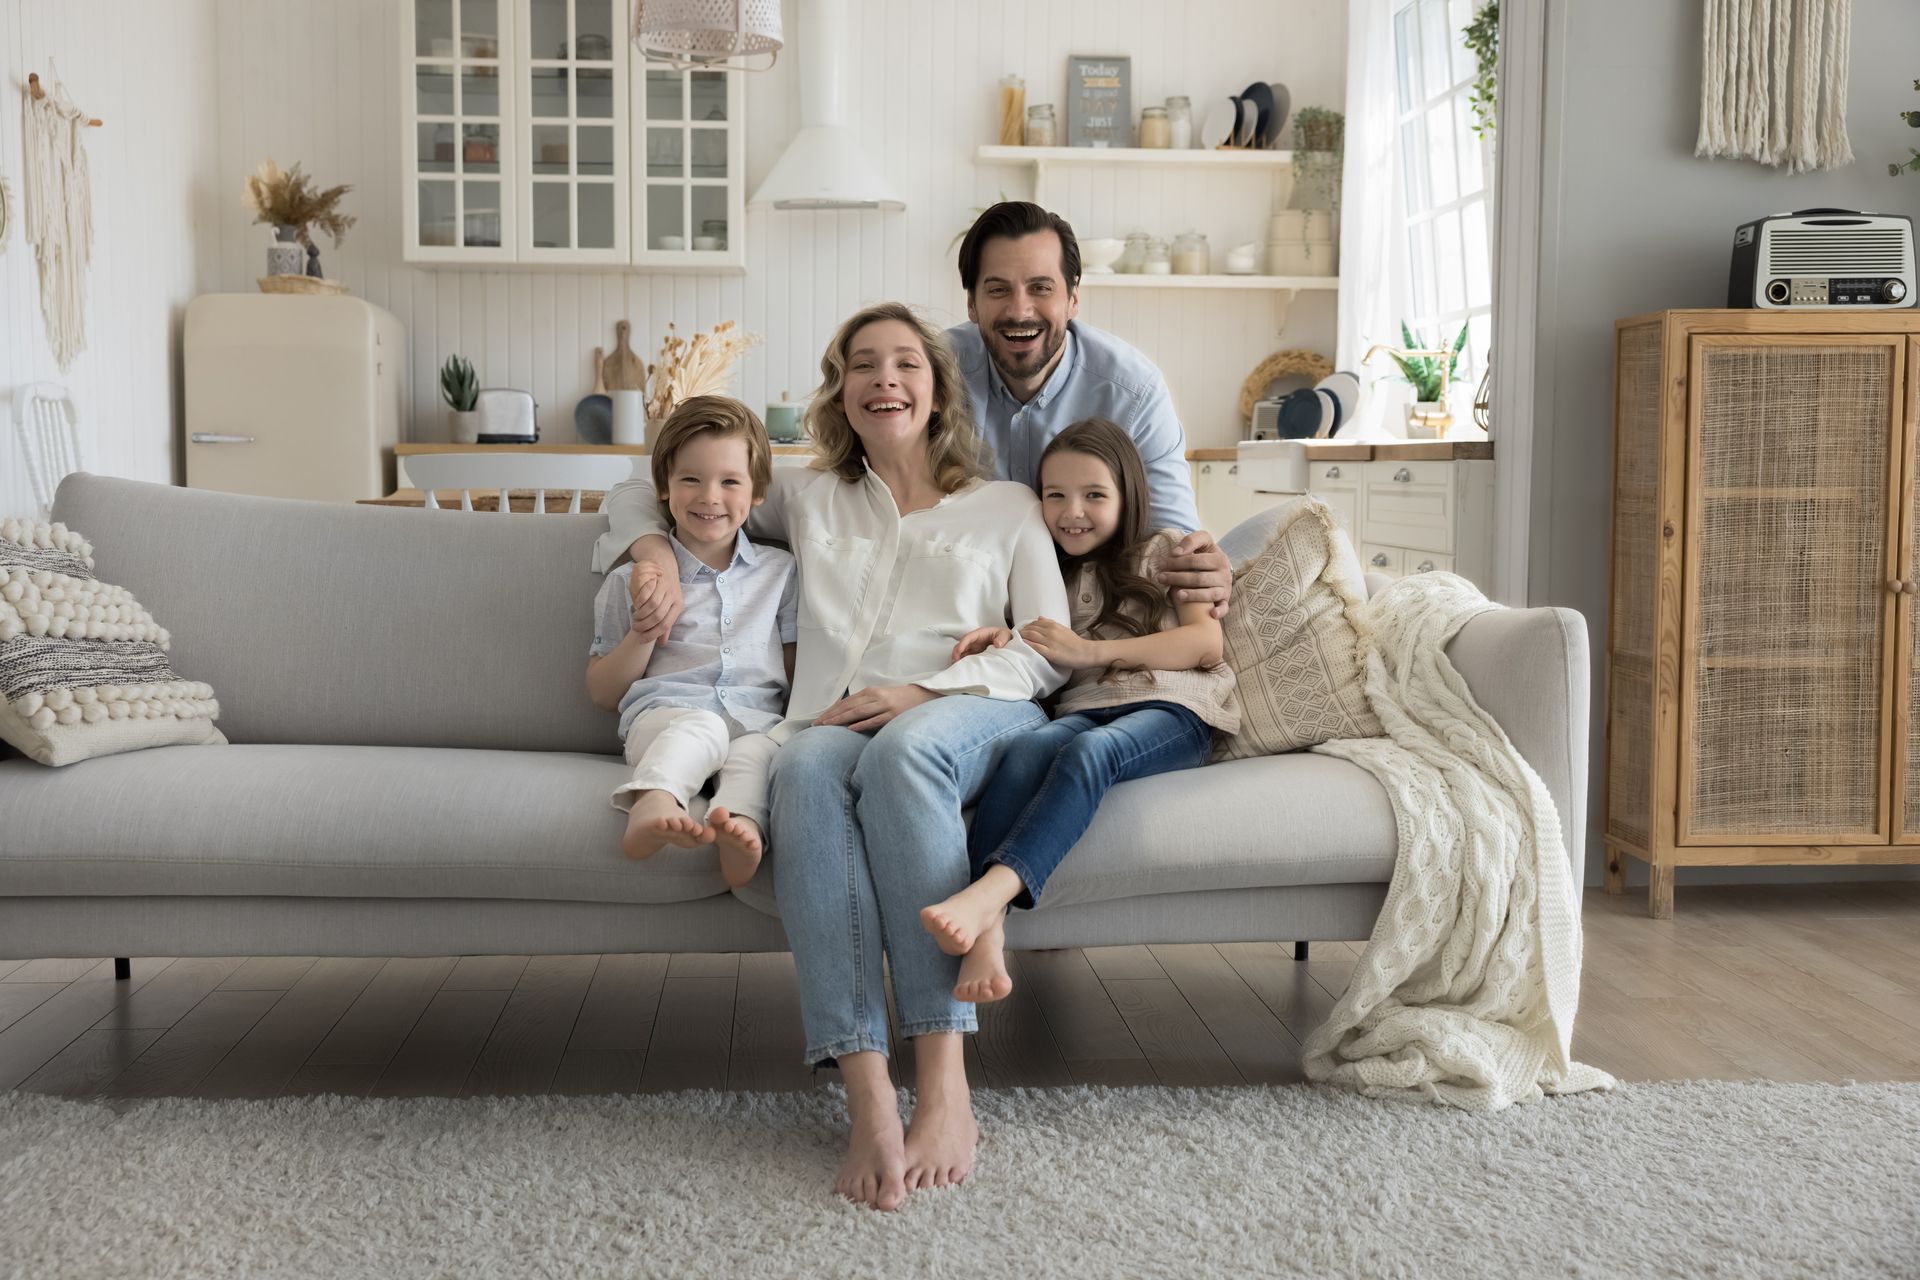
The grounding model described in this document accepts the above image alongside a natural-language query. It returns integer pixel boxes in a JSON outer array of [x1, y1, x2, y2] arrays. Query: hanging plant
[[1290, 107, 1345, 210], [1892, 77, 1920, 177], [1464, 3, 1500, 139]]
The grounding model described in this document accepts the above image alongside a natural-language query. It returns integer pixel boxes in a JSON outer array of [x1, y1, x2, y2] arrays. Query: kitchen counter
[[400, 441, 1493, 462]]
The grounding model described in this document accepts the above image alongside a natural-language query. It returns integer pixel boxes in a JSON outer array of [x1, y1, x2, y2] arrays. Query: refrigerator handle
[[190, 433, 257, 444]]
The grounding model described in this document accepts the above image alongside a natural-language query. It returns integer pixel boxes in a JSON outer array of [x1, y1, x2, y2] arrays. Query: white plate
[[1200, 98, 1237, 150], [1235, 97, 1260, 147], [1266, 82, 1292, 149]]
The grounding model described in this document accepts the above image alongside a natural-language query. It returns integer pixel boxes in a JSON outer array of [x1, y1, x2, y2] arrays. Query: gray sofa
[[0, 474, 1587, 964]]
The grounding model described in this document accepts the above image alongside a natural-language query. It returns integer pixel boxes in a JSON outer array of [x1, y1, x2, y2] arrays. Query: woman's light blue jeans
[[769, 693, 1046, 1066], [966, 701, 1213, 909]]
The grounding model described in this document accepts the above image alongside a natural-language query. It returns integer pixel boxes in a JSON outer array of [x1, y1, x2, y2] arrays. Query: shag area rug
[[2, 1081, 1915, 1279]]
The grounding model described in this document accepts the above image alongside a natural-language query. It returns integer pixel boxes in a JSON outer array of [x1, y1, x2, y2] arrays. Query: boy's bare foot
[[707, 805, 763, 887], [836, 1054, 907, 1212], [954, 914, 1012, 1003], [620, 790, 708, 860], [919, 870, 1019, 956], [903, 1039, 978, 1192]]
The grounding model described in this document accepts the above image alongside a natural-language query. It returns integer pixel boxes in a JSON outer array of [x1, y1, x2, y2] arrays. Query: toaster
[[1728, 208, 1915, 309], [475, 388, 539, 443]]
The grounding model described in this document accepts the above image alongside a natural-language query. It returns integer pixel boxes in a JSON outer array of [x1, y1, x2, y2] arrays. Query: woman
[[598, 302, 1067, 1211]]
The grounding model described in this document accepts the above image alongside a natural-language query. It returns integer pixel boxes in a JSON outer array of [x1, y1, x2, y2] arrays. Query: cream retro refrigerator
[[184, 294, 406, 502]]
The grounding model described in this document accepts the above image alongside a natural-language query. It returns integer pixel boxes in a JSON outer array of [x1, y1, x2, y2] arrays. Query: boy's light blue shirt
[[947, 318, 1202, 534], [590, 530, 797, 740]]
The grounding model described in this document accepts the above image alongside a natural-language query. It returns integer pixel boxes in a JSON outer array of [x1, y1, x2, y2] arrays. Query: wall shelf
[[1079, 273, 1337, 328], [975, 145, 1294, 168]]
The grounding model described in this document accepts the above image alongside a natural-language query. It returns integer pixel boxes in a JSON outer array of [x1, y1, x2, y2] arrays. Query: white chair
[[404, 453, 638, 514], [11, 383, 87, 521]]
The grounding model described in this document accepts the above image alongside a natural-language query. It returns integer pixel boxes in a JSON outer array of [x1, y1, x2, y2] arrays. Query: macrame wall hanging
[[23, 67, 100, 372], [1696, 0, 1855, 173]]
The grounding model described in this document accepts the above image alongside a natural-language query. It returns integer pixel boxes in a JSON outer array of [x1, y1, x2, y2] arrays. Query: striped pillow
[[0, 519, 224, 767]]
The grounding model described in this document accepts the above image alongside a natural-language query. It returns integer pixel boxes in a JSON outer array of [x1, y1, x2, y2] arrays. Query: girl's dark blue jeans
[[965, 700, 1213, 909]]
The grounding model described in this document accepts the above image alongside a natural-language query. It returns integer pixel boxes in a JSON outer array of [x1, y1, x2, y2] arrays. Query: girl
[[921, 418, 1242, 1003]]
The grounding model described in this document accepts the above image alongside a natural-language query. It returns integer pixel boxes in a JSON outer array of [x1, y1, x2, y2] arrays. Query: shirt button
[[723, 617, 732, 626], [716, 576, 725, 585], [1082, 594, 1093, 603]]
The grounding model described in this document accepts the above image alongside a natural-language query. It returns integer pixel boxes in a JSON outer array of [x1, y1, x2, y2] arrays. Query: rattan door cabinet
[[1607, 310, 1920, 917]]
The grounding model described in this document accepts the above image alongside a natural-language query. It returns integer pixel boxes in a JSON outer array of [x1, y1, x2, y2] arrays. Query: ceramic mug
[[693, 235, 719, 251], [656, 235, 685, 251]]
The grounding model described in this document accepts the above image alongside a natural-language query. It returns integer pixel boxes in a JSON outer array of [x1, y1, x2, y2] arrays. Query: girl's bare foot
[[620, 790, 708, 860], [954, 914, 1012, 1003], [707, 806, 763, 887], [903, 1035, 977, 1192], [919, 866, 1023, 956], [835, 1053, 907, 1212]]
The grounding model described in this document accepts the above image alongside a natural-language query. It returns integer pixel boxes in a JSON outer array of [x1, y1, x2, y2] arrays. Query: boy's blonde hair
[[648, 395, 775, 523]]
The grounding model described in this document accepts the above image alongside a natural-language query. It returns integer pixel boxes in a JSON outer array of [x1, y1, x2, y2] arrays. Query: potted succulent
[[244, 158, 357, 282], [1381, 322, 1469, 438], [440, 354, 480, 443]]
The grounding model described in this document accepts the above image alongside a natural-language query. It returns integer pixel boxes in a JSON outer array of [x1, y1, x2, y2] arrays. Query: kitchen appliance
[[475, 388, 539, 443], [1728, 208, 1915, 309], [185, 294, 405, 502]]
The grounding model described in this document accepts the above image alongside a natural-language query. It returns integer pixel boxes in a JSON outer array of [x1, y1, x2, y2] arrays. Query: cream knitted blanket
[[1305, 571, 1616, 1111]]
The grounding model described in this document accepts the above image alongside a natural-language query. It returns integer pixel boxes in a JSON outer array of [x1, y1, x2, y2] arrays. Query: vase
[[266, 225, 304, 277], [610, 390, 645, 445], [449, 408, 481, 444]]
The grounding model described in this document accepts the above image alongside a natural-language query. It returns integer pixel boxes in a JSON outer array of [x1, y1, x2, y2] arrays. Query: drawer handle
[[1416, 560, 1436, 573], [1228, 464, 1238, 475], [1370, 553, 1390, 568], [1894, 579, 1920, 596], [190, 433, 256, 444], [1393, 468, 1412, 482], [1201, 464, 1212, 474], [1325, 466, 1340, 479]]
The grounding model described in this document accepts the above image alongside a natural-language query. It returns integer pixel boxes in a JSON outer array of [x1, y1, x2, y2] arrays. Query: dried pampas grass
[[244, 158, 357, 249], [644, 321, 761, 423]]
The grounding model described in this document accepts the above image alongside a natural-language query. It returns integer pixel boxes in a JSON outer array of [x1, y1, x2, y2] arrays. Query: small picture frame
[[1066, 54, 1132, 148]]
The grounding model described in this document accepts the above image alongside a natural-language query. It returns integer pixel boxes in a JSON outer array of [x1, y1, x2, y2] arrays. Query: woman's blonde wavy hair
[[805, 302, 990, 493]]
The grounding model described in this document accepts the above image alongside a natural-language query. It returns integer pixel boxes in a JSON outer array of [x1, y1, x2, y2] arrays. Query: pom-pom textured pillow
[[1214, 498, 1382, 759], [0, 518, 224, 766]]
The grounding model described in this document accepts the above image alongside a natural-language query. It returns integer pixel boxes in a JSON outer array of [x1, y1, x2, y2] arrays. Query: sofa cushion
[[50, 475, 617, 753], [0, 518, 225, 766], [0, 743, 731, 905], [1213, 497, 1382, 760], [731, 752, 1399, 918]]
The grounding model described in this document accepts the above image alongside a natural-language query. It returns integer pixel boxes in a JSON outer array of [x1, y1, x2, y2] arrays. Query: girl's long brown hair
[[1038, 419, 1168, 659]]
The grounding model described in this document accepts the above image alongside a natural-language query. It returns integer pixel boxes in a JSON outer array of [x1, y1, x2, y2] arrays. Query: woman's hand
[[628, 559, 681, 642], [1019, 617, 1103, 669], [950, 626, 1013, 662], [814, 684, 938, 733]]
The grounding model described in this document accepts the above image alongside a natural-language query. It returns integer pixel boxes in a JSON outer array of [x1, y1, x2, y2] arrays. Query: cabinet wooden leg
[[1648, 864, 1674, 919], [114, 957, 130, 980], [1604, 845, 1626, 895]]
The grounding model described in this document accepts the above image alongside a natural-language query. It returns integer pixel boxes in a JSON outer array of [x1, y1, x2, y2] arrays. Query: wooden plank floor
[[3, 883, 1917, 1100]]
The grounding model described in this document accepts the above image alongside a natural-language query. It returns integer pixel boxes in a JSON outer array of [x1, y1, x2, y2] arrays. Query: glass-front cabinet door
[[405, 0, 515, 262], [635, 68, 745, 269], [519, 0, 627, 263]]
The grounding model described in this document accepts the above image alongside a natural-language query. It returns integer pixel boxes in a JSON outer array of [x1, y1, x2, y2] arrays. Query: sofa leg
[[114, 957, 130, 980], [1293, 941, 1309, 962]]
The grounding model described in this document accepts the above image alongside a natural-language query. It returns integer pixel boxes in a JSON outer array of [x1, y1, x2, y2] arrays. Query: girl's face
[[841, 318, 936, 453], [1039, 448, 1123, 558]]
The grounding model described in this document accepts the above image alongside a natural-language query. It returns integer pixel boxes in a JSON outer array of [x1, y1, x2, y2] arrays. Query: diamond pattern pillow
[[0, 518, 224, 766], [1213, 498, 1381, 760]]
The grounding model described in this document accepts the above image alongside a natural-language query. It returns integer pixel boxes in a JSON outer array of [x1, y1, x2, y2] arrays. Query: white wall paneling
[[0, 0, 220, 519]]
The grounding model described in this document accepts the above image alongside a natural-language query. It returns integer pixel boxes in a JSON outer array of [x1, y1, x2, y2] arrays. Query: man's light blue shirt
[[947, 318, 1202, 533]]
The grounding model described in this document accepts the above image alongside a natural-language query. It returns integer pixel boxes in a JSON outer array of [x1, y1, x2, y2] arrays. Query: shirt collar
[[669, 528, 755, 577], [988, 325, 1078, 411]]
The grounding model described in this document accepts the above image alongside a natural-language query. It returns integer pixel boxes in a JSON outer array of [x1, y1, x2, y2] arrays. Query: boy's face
[[665, 431, 761, 549]]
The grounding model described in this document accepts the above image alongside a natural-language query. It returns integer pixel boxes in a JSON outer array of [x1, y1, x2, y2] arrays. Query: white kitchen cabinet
[[402, 0, 744, 270], [1192, 461, 1283, 538]]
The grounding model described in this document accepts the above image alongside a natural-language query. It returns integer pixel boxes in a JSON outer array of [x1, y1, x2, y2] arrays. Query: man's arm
[[1128, 377, 1231, 616]]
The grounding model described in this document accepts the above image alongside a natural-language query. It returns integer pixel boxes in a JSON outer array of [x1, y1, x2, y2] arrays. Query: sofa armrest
[[1443, 607, 1590, 893]]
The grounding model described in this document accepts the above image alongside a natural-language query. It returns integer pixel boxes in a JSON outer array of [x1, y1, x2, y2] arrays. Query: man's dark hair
[[957, 201, 1082, 296]]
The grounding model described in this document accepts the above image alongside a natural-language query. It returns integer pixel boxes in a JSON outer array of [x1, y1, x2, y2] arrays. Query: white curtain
[[1335, 0, 1410, 439]]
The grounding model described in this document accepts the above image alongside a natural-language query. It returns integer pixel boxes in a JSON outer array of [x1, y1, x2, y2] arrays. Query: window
[[1393, 0, 1493, 407]]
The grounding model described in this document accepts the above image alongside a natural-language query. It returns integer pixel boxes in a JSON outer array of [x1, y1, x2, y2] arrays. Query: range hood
[[748, 0, 904, 210]]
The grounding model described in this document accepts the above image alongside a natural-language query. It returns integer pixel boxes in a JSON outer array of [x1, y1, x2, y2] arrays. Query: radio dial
[[1887, 279, 1909, 304]]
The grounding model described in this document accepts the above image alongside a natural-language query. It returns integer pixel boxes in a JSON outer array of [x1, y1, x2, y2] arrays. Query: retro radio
[[1728, 208, 1915, 309]]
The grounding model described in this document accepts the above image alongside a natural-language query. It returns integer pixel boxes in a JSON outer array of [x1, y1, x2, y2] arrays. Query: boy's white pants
[[613, 706, 778, 830]]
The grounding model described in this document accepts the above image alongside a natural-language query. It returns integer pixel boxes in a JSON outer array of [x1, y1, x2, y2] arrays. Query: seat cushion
[[732, 752, 1399, 917], [0, 744, 730, 905]]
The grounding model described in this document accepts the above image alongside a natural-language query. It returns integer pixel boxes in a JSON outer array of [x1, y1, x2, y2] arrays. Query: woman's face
[[841, 319, 937, 455]]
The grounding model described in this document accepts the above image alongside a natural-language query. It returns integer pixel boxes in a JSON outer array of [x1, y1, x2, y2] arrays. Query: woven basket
[[257, 274, 348, 296]]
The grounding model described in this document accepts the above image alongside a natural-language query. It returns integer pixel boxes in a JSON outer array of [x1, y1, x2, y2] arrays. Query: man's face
[[967, 230, 1079, 386]]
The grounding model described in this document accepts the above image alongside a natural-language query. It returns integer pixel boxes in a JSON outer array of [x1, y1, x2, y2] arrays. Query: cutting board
[[602, 320, 646, 391]]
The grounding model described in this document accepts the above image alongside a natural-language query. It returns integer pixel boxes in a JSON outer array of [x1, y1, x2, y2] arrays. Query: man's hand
[[950, 626, 1013, 662], [1019, 617, 1102, 669], [813, 684, 938, 733], [1158, 529, 1233, 620], [627, 553, 683, 642]]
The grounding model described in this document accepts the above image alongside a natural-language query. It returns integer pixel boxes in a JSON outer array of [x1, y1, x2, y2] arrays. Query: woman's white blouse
[[594, 465, 1069, 742]]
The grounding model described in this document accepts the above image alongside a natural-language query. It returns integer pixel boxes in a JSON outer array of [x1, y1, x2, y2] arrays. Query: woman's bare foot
[[707, 806, 763, 887], [919, 865, 1024, 956], [954, 914, 1012, 1003], [835, 1052, 907, 1212], [902, 1035, 977, 1192], [620, 790, 708, 860]]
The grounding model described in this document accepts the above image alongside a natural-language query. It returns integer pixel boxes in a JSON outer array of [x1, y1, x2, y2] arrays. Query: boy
[[585, 396, 795, 887]]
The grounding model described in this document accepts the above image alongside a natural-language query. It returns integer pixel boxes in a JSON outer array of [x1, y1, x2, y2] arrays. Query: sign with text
[[1066, 54, 1132, 148]]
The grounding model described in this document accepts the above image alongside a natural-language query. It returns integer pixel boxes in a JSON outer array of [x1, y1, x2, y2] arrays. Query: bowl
[[1080, 237, 1125, 274]]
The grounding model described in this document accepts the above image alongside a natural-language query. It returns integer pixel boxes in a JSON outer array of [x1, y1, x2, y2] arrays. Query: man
[[947, 201, 1232, 614]]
